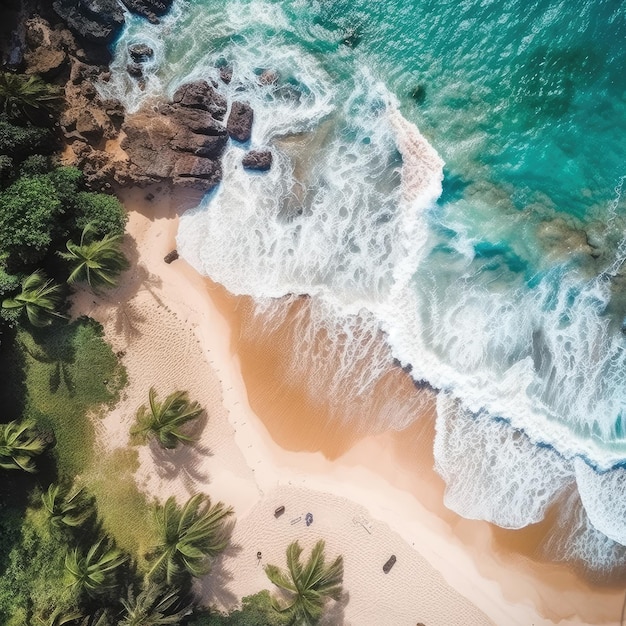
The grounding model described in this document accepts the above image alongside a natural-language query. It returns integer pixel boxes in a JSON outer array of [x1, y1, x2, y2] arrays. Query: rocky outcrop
[[242, 150, 272, 171], [172, 80, 227, 120], [227, 101, 253, 142], [52, 0, 125, 44], [128, 43, 154, 62], [120, 82, 231, 191], [120, 0, 174, 22], [23, 17, 75, 79]]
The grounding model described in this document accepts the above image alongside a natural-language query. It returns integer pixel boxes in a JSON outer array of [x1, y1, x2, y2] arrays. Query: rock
[[171, 128, 228, 159], [76, 109, 104, 142], [120, 0, 174, 19], [219, 65, 232, 84], [242, 150, 272, 171], [101, 98, 125, 124], [23, 18, 74, 79], [259, 69, 279, 86], [172, 80, 227, 120], [227, 101, 253, 142], [128, 42, 154, 62], [127, 63, 143, 78], [164, 249, 179, 263], [53, 0, 124, 43], [161, 104, 227, 136]]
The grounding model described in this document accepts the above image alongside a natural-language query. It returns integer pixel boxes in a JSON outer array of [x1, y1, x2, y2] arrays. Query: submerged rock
[[242, 150, 272, 171], [128, 42, 154, 62], [227, 101, 254, 142]]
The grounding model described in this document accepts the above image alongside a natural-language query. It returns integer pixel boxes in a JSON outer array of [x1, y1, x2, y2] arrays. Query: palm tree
[[120, 584, 192, 625], [130, 388, 203, 449], [64, 538, 127, 598], [36, 608, 84, 626], [148, 494, 233, 584], [2, 270, 65, 327], [0, 71, 62, 122], [0, 419, 48, 472], [42, 483, 94, 531], [265, 540, 344, 626], [59, 224, 129, 292]]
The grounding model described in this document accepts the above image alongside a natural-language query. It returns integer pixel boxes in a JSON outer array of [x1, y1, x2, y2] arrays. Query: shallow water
[[101, 0, 626, 570]]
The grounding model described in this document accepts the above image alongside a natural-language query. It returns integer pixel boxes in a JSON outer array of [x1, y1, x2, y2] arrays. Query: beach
[[72, 185, 626, 626]]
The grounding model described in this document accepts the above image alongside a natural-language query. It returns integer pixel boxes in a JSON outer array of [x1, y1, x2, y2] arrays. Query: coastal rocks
[[23, 18, 74, 79], [120, 0, 174, 22], [227, 101, 254, 142], [164, 249, 179, 264], [242, 149, 273, 171], [172, 80, 227, 120], [258, 69, 279, 86], [128, 43, 154, 62], [53, 0, 125, 44], [120, 81, 232, 191], [126, 63, 144, 78], [219, 65, 233, 84]]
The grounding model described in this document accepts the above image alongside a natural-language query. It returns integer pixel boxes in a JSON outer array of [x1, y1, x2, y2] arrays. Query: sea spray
[[102, 0, 626, 569]]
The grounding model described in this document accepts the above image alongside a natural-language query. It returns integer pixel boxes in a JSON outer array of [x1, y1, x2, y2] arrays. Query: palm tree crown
[[148, 494, 234, 584], [42, 483, 94, 531], [2, 270, 65, 327], [0, 71, 62, 122], [120, 584, 192, 626], [64, 538, 127, 598], [265, 540, 344, 626], [130, 388, 203, 449], [0, 419, 48, 472], [59, 224, 128, 292]]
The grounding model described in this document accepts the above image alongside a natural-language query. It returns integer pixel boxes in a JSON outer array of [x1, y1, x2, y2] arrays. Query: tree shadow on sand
[[148, 411, 213, 489], [320, 590, 350, 626], [194, 537, 242, 609]]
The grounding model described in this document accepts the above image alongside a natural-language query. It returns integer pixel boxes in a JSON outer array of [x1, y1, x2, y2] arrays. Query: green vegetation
[[265, 540, 344, 626], [2, 271, 65, 327], [190, 591, 290, 626], [131, 388, 204, 449], [42, 483, 94, 532], [64, 538, 127, 598], [60, 224, 129, 291], [120, 584, 192, 625], [0, 72, 62, 123], [149, 494, 234, 584], [0, 418, 48, 472]]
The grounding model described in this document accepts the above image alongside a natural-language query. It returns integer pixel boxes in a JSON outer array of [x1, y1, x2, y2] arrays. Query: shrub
[[74, 191, 127, 237], [187, 591, 290, 626], [19, 154, 52, 177], [0, 115, 55, 160]]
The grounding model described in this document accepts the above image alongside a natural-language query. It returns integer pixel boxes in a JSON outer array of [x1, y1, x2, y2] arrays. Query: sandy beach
[[72, 185, 626, 626]]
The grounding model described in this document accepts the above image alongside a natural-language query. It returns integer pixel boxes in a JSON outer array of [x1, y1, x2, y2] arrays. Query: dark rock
[[127, 63, 143, 78], [171, 128, 228, 159], [128, 42, 154, 62], [382, 555, 397, 574], [242, 150, 272, 171], [174, 154, 221, 181], [219, 66, 232, 84], [101, 98, 125, 124], [164, 249, 179, 263], [120, 0, 174, 19], [53, 0, 124, 43], [172, 80, 227, 120], [227, 101, 253, 142]]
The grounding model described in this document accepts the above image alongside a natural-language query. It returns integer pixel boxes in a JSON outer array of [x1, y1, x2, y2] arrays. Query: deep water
[[100, 0, 626, 571]]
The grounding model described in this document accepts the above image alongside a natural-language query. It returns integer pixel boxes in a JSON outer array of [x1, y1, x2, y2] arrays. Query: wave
[[103, 0, 626, 566]]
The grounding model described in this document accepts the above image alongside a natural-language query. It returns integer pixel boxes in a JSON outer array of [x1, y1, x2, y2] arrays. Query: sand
[[72, 186, 626, 626]]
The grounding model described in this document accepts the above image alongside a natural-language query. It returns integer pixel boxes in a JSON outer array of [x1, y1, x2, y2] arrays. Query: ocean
[[99, 0, 626, 571]]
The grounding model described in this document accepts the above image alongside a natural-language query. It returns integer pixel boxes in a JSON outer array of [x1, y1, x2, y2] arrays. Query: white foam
[[575, 458, 626, 546], [434, 393, 574, 528]]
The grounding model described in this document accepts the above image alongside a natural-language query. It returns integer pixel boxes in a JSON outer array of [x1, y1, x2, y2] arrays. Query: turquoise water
[[102, 0, 626, 570]]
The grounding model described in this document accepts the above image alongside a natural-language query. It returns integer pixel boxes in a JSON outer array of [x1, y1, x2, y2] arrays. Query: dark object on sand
[[305, 512, 313, 526], [274, 505, 285, 518], [257, 551, 262, 560], [164, 249, 179, 264], [383, 555, 396, 574]]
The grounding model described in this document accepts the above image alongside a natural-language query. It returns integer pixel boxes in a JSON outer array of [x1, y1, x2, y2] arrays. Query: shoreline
[[82, 185, 625, 625]]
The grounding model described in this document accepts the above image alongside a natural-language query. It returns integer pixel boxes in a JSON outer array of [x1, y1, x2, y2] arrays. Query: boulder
[[128, 43, 154, 62], [171, 128, 228, 159], [219, 65, 232, 84], [164, 249, 179, 263], [174, 154, 221, 182], [127, 63, 143, 78], [227, 101, 253, 142], [242, 150, 272, 171], [259, 69, 279, 86], [53, 0, 124, 43], [120, 0, 174, 20], [23, 18, 74, 79], [161, 104, 227, 135], [75, 109, 104, 142], [172, 80, 227, 120]]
